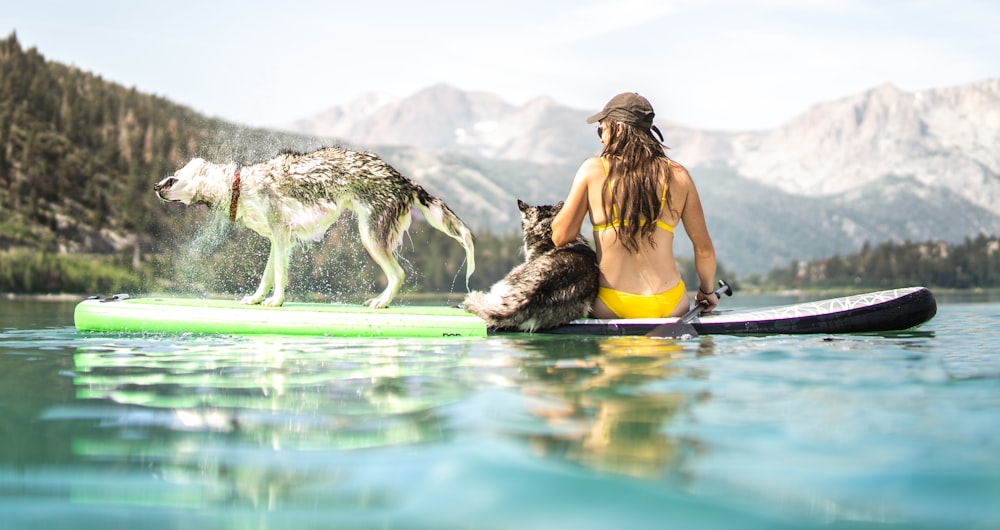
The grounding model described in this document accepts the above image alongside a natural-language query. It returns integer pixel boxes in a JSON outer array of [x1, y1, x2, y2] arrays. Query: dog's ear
[[517, 199, 528, 212], [553, 201, 565, 211]]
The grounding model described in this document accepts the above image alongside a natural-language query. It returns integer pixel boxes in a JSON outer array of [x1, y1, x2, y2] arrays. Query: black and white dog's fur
[[154, 147, 475, 308], [463, 200, 598, 331]]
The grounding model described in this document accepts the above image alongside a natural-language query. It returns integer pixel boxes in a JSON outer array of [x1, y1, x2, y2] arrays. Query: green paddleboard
[[74, 296, 488, 338]]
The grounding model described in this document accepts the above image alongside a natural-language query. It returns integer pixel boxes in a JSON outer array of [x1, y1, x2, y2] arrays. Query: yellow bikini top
[[592, 157, 674, 233]]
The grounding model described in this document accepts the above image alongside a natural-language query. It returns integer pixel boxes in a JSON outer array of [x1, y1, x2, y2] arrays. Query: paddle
[[645, 280, 733, 339]]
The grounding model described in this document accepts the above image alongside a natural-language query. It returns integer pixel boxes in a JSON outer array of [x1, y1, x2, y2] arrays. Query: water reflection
[[64, 335, 477, 509], [74, 336, 480, 432], [59, 331, 718, 507], [514, 336, 715, 479]]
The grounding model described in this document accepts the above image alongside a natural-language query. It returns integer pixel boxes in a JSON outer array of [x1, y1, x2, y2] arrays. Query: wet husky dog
[[463, 200, 598, 331], [154, 146, 475, 308]]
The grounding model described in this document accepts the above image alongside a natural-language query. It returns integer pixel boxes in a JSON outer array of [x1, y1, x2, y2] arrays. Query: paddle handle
[[680, 280, 733, 323]]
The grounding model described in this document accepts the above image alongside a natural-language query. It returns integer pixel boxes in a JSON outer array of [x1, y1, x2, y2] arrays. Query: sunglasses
[[596, 125, 604, 138]]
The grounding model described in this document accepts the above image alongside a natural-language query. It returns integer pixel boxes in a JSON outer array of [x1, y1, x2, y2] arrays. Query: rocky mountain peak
[[730, 78, 1000, 212]]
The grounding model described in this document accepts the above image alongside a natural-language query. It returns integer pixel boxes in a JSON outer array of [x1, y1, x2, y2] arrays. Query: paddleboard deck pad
[[74, 287, 936, 338]]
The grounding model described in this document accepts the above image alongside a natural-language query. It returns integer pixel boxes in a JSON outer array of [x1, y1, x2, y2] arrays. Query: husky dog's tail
[[463, 287, 533, 331], [413, 188, 476, 289]]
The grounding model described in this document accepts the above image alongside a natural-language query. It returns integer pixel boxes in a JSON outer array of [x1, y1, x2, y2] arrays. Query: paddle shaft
[[645, 280, 733, 339]]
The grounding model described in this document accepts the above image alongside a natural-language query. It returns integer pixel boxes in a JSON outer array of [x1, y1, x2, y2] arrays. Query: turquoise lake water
[[0, 294, 998, 529]]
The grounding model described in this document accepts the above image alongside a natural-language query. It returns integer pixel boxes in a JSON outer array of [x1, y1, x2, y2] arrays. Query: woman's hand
[[694, 289, 719, 314]]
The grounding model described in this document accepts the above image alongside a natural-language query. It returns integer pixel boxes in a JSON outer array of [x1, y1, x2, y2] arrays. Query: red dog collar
[[229, 170, 241, 222]]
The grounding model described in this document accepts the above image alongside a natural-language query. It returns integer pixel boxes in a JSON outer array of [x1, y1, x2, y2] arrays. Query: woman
[[551, 92, 718, 318]]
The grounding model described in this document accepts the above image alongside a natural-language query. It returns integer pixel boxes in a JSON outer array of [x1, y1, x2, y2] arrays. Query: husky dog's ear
[[517, 199, 529, 212], [553, 201, 565, 211]]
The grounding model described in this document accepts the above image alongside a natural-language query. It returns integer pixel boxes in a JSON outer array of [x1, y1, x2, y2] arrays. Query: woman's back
[[590, 156, 683, 296]]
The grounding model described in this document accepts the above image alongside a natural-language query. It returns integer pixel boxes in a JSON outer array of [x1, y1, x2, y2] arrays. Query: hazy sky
[[4, 0, 998, 131]]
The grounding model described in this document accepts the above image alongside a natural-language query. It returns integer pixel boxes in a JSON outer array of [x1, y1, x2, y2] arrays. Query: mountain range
[[285, 80, 1000, 274]]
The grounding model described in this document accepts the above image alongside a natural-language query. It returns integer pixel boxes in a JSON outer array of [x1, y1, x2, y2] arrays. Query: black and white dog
[[463, 200, 598, 331], [154, 147, 476, 308]]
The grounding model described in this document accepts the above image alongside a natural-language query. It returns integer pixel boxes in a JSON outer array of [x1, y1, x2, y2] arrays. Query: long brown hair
[[600, 121, 675, 253]]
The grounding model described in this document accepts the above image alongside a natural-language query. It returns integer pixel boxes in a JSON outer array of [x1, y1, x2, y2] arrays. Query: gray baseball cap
[[587, 92, 664, 142]]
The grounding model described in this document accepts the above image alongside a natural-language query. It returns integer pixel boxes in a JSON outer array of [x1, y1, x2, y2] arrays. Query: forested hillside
[[0, 32, 521, 298], [0, 32, 343, 250], [754, 236, 1000, 291]]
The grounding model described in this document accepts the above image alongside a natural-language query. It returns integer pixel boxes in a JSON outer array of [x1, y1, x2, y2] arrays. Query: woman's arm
[[677, 166, 718, 311], [551, 157, 602, 247]]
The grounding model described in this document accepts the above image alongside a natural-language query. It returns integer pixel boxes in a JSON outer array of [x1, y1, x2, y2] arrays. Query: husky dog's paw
[[262, 296, 284, 307], [365, 295, 391, 309], [241, 294, 264, 305]]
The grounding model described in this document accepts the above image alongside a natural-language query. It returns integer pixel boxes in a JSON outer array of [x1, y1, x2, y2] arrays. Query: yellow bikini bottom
[[596, 280, 687, 319]]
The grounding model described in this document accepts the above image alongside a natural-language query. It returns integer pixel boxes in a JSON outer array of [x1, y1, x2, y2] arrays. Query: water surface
[[0, 296, 997, 529]]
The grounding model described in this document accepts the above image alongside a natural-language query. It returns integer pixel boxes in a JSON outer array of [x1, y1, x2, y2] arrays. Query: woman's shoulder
[[667, 158, 689, 174], [585, 156, 607, 170], [667, 159, 693, 185], [576, 156, 608, 182]]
